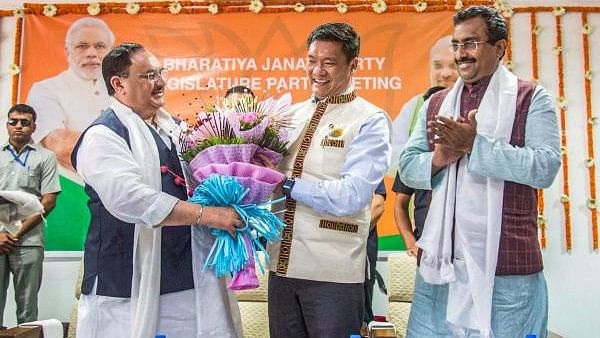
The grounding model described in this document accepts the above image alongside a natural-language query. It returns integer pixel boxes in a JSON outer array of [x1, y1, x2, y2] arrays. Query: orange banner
[[19, 11, 454, 250]]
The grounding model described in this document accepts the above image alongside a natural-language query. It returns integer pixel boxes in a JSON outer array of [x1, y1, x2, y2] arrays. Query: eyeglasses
[[7, 118, 32, 127], [449, 40, 490, 53], [118, 68, 168, 81], [135, 68, 168, 81]]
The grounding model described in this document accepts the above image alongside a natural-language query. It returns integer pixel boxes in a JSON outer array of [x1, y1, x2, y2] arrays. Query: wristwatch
[[282, 177, 296, 200]]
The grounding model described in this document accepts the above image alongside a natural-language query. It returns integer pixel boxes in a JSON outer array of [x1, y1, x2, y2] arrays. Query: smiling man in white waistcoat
[[267, 22, 392, 338]]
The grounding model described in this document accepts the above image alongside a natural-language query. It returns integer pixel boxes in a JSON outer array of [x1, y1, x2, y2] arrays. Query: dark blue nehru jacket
[[72, 109, 194, 298]]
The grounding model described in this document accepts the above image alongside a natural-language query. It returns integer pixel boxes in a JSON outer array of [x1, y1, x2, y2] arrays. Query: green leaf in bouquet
[[181, 136, 246, 162], [255, 126, 289, 156]]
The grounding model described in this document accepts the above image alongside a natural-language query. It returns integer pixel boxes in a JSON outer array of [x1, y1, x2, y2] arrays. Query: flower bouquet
[[181, 93, 292, 290]]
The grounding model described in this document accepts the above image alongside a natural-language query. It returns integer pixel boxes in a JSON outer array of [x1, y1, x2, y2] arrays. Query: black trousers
[[363, 228, 378, 323], [268, 272, 364, 338]]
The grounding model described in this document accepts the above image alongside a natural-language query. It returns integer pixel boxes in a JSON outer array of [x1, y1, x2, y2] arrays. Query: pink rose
[[240, 112, 258, 124]]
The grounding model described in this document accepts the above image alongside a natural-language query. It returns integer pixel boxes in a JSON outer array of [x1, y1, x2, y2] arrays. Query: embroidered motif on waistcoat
[[319, 220, 359, 233], [320, 139, 345, 148], [276, 91, 356, 275]]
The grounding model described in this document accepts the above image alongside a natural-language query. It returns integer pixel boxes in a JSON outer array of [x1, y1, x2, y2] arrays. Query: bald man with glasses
[[72, 43, 242, 338]]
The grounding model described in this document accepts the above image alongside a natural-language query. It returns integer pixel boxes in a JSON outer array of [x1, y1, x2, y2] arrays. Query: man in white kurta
[[27, 18, 113, 172], [267, 23, 391, 338], [73, 43, 243, 338]]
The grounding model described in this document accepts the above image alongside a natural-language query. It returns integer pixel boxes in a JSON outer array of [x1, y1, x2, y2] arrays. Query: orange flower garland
[[514, 7, 600, 14], [11, 17, 23, 106], [16, 1, 493, 16], [555, 14, 572, 252], [582, 13, 598, 251], [506, 16, 512, 67], [530, 13, 547, 249]]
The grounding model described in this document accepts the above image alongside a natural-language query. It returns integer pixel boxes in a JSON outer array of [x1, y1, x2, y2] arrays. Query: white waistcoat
[[268, 96, 382, 283]]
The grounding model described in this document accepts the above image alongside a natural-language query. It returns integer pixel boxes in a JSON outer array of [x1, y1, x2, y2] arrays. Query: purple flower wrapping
[[190, 161, 284, 204], [189, 144, 262, 168]]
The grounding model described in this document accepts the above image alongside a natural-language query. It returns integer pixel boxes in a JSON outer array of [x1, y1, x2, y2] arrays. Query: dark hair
[[307, 22, 360, 62], [225, 85, 254, 98], [8, 104, 37, 122], [423, 86, 447, 101], [454, 6, 508, 44], [102, 42, 145, 96]]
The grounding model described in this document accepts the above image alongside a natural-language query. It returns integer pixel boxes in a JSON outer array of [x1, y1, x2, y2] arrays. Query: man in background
[[362, 180, 386, 335], [390, 35, 457, 172], [393, 86, 447, 257], [224, 85, 255, 102], [28, 17, 114, 172], [0, 104, 60, 325]]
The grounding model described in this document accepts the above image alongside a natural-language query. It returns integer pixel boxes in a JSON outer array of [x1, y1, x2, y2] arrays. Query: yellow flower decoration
[[560, 145, 567, 156], [372, 0, 387, 14], [587, 198, 598, 210], [553, 46, 563, 55], [552, 6, 566, 16], [336, 3, 348, 14], [87, 2, 101, 15], [585, 70, 592, 81], [414, 1, 427, 12], [293, 3, 305, 12], [560, 194, 570, 204], [328, 125, 344, 138], [493, 0, 506, 11], [533, 25, 541, 36], [249, 0, 264, 13], [43, 4, 57, 17], [556, 96, 567, 109], [454, 0, 463, 11], [169, 1, 182, 14], [584, 158, 595, 168], [537, 214, 547, 225], [331, 128, 343, 138], [8, 64, 20, 75], [582, 23, 593, 35], [208, 3, 219, 14], [126, 2, 140, 15], [13, 8, 24, 18], [502, 7, 513, 18]]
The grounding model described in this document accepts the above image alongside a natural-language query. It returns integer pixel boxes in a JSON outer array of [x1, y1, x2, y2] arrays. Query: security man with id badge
[[0, 104, 60, 326]]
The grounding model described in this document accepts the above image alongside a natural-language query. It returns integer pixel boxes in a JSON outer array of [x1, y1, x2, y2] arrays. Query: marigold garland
[[505, 14, 512, 65], [555, 14, 572, 252], [582, 13, 598, 251], [530, 13, 547, 250], [11, 17, 22, 106], [10, 1, 494, 16], [513, 7, 600, 14]]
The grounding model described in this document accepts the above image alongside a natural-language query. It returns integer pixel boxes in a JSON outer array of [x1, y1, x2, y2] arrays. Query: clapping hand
[[428, 109, 478, 170]]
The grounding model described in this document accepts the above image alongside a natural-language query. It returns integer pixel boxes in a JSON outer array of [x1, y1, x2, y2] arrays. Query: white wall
[[1, 1, 600, 336]]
